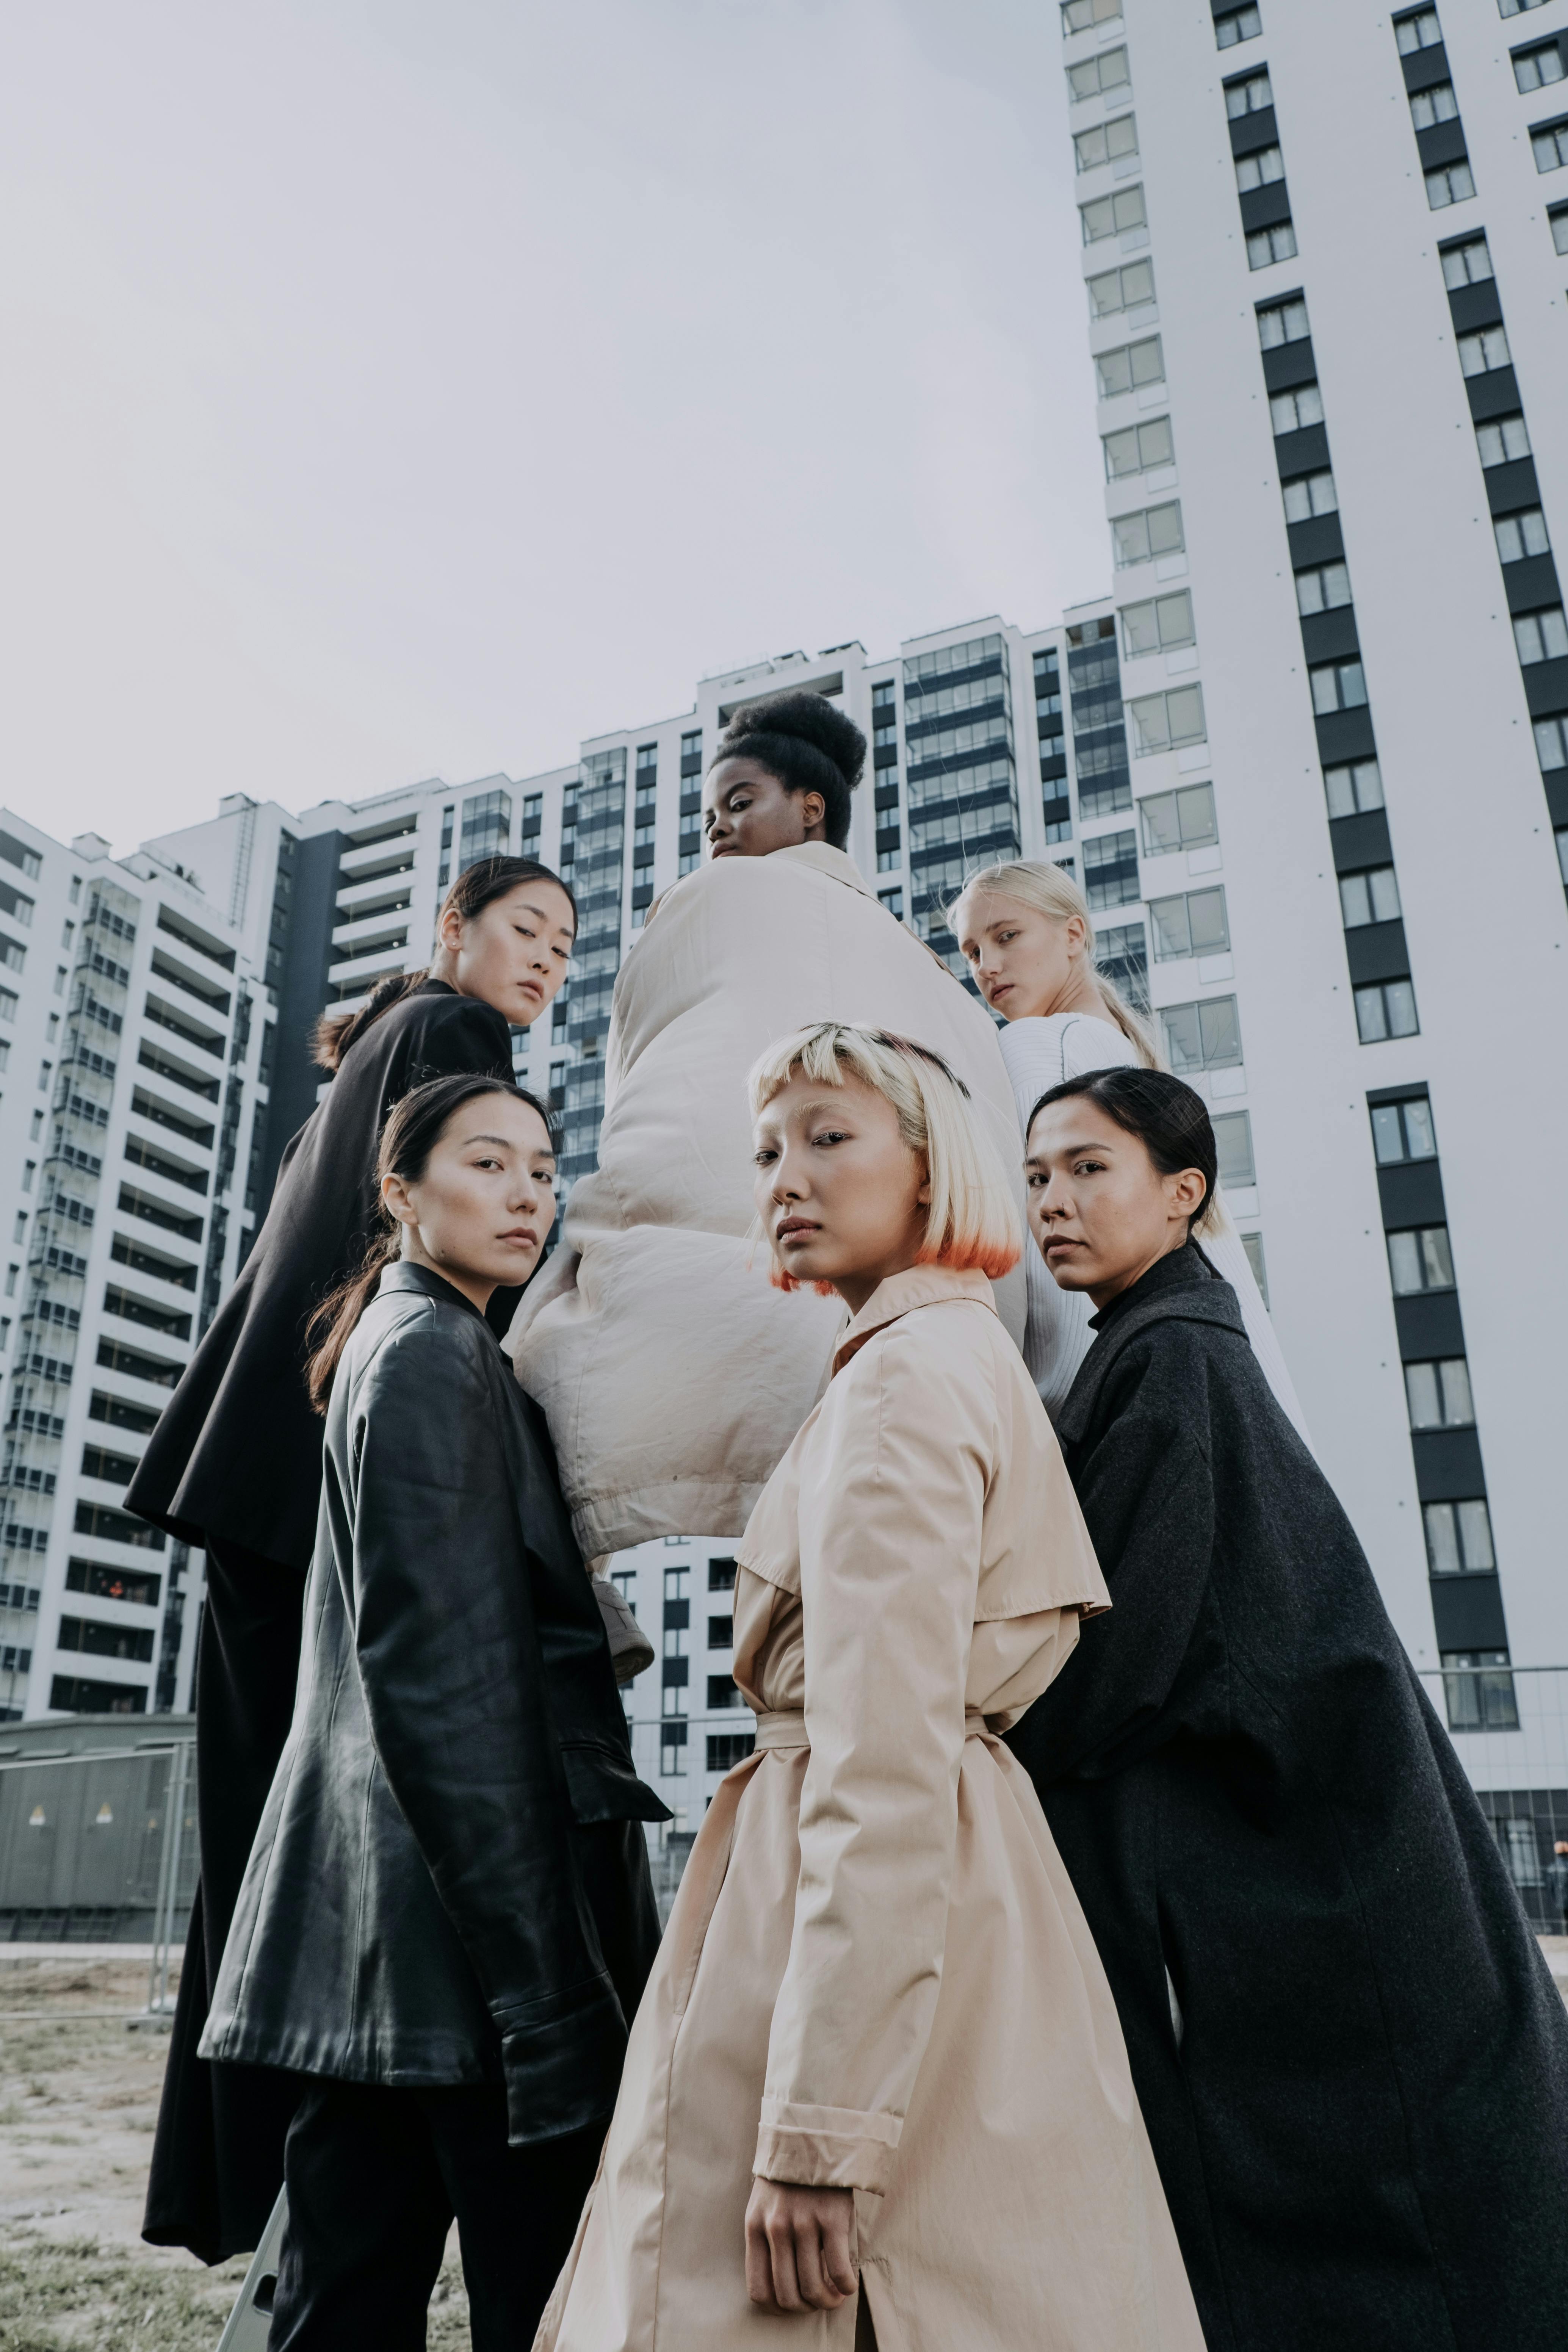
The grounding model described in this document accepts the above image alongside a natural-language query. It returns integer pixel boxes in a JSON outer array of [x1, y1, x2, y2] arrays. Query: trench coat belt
[[751, 1707, 991, 1750]]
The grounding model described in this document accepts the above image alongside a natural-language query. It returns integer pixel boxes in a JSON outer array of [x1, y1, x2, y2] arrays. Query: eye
[[752, 1145, 777, 1167], [473, 1154, 503, 1171], [812, 1128, 850, 1148], [1073, 1157, 1107, 1177]]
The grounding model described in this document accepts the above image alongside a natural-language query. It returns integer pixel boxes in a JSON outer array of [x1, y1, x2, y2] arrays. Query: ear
[[435, 900, 465, 956], [800, 789, 827, 831], [1166, 1166, 1208, 1223], [1063, 913, 1087, 960], [381, 1170, 418, 1229]]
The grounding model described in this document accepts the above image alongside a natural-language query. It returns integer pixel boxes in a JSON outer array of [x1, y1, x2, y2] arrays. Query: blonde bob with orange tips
[[747, 1021, 1023, 1292]]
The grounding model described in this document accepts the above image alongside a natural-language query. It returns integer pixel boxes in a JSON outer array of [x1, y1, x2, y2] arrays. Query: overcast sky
[[0, 0, 1106, 855]]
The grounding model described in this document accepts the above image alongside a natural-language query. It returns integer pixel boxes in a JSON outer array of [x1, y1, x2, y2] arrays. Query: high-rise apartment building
[[1057, 0, 1568, 1756]]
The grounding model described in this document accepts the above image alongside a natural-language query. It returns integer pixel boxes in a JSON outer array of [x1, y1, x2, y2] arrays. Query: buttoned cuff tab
[[753, 2097, 901, 2194]]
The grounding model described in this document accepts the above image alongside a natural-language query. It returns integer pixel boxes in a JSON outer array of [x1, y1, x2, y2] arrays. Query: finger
[[791, 2216, 841, 2311], [766, 2216, 805, 2313], [823, 2202, 859, 2300], [746, 2212, 779, 2312]]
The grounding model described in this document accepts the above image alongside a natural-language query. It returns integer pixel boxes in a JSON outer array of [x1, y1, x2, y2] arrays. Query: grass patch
[[0, 2231, 248, 2352]]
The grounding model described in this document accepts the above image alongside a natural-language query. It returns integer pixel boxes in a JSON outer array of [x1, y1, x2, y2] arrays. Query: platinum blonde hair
[[747, 1021, 1022, 1289], [947, 859, 1160, 1068]]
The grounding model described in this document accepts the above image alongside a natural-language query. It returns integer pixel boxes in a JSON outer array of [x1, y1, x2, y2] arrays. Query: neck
[[400, 1236, 495, 1315], [1042, 963, 1116, 1024], [1086, 1231, 1189, 1312]]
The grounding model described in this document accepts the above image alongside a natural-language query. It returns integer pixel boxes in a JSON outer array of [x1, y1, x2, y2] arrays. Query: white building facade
[[1057, 0, 1568, 1762]]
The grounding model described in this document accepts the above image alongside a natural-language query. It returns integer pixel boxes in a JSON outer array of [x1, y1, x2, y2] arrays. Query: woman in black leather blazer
[[202, 1072, 665, 2352]]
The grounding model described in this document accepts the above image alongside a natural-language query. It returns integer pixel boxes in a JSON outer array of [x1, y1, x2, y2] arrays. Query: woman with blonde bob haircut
[[951, 856, 1307, 1441], [758, 1023, 1022, 1293], [537, 1023, 1203, 2352]]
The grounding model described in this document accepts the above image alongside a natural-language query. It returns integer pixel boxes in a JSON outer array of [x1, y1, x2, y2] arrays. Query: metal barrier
[[1419, 1664, 1568, 1935], [0, 1737, 197, 1999]]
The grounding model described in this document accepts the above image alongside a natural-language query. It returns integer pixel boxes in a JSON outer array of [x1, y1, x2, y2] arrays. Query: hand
[[745, 2177, 858, 2314]]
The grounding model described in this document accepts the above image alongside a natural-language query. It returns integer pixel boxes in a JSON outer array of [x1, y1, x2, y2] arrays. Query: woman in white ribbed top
[[949, 860, 1310, 1445]]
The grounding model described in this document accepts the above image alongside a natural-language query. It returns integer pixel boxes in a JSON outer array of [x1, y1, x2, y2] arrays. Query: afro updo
[[710, 689, 866, 850]]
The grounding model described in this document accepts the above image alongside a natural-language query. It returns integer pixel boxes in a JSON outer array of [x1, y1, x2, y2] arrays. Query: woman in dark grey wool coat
[[1012, 1066, 1568, 2352]]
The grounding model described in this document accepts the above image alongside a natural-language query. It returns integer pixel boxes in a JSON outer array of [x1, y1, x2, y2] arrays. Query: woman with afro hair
[[504, 687, 1027, 1573]]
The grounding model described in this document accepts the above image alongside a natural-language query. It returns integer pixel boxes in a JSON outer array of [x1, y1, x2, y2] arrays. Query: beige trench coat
[[504, 844, 1026, 1560], [534, 1268, 1204, 2352]]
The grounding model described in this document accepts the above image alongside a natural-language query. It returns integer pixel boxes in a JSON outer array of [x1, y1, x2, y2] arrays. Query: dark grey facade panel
[[1465, 365, 1522, 425], [1376, 1159, 1446, 1230], [255, 829, 343, 1218], [1329, 809, 1393, 874], [1286, 514, 1346, 568], [1429, 1573, 1508, 1652], [1416, 120, 1469, 173], [1261, 338, 1318, 396], [1228, 103, 1277, 158], [1346, 918, 1412, 988], [1412, 1428, 1488, 1502], [1522, 657, 1568, 721], [1239, 182, 1294, 235], [1313, 706, 1377, 764], [1484, 456, 1540, 518], [1400, 40, 1451, 96], [1502, 554, 1562, 616], [1446, 278, 1505, 335], [1274, 423, 1331, 479], [1298, 606, 1361, 666], [1394, 1292, 1466, 1363]]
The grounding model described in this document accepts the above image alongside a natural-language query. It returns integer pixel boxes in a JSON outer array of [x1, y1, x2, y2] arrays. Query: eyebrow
[[513, 898, 575, 935]]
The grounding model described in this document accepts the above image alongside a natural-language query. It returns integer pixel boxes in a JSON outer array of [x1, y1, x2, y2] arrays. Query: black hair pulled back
[[312, 855, 576, 1073], [1027, 1066, 1219, 1236], [303, 1071, 555, 1411], [710, 689, 866, 850]]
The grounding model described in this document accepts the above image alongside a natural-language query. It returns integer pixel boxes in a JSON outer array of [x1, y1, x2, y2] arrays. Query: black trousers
[[269, 2078, 601, 2352], [143, 1535, 308, 2261]]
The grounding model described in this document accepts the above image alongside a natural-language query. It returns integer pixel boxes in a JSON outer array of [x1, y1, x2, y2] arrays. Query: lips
[[775, 1219, 818, 1243]]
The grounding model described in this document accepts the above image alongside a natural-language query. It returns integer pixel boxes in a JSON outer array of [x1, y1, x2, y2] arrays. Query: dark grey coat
[[201, 1263, 668, 2144], [1009, 1245, 1568, 2352]]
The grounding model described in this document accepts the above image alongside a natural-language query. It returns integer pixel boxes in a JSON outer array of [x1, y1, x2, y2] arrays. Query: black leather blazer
[[200, 1263, 667, 2143]]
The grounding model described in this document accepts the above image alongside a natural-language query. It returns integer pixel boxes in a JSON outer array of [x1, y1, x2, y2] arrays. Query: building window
[[1324, 757, 1385, 817], [1389, 1223, 1453, 1295], [1339, 865, 1402, 927], [1457, 325, 1511, 377], [1394, 6, 1443, 53], [1112, 501, 1183, 567], [1310, 659, 1367, 716], [1082, 828, 1140, 910], [1257, 293, 1310, 348], [1501, 0, 1550, 14], [1128, 684, 1206, 755], [878, 886, 904, 920], [1215, 2, 1262, 42], [1530, 117, 1568, 172], [707, 1733, 756, 1772], [1247, 221, 1299, 269], [1241, 1228, 1270, 1302], [1213, 1109, 1256, 1189], [1476, 412, 1531, 466], [1424, 158, 1476, 207], [1150, 885, 1229, 960], [1549, 202, 1568, 253], [1424, 1498, 1495, 1575], [1295, 561, 1352, 615], [1406, 1357, 1475, 1430], [1539, 715, 1568, 769], [1513, 608, 1568, 663], [1139, 780, 1217, 853], [1410, 79, 1460, 128], [1095, 920, 1150, 1011], [1356, 980, 1419, 1041], [1440, 232, 1493, 288], [1441, 1652, 1518, 1734], [1514, 38, 1567, 91], [1283, 469, 1338, 522], [1494, 507, 1551, 562], [1081, 185, 1147, 243], [708, 1555, 738, 1590], [1103, 416, 1174, 478], [1270, 382, 1324, 432], [1371, 1094, 1436, 1163], [1086, 259, 1156, 319], [1095, 335, 1164, 398], [660, 1721, 688, 1771], [1556, 824, 1568, 885], [1075, 113, 1139, 172], [1067, 44, 1130, 100], [1234, 144, 1285, 193], [1160, 995, 1242, 1074], [1225, 66, 1272, 115], [1062, 0, 1122, 25], [1120, 590, 1194, 656]]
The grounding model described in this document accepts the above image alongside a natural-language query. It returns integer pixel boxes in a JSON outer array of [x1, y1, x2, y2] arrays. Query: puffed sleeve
[[753, 1318, 990, 2195]]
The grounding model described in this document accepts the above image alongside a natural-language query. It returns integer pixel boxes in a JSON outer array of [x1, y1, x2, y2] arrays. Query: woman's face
[[384, 1091, 558, 1309], [752, 1071, 929, 1316], [440, 881, 575, 1026], [955, 891, 1083, 1021], [703, 757, 826, 860], [1024, 1098, 1204, 1309]]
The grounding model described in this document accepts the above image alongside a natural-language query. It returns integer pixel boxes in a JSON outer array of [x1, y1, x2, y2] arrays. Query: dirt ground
[[0, 1956, 470, 2351]]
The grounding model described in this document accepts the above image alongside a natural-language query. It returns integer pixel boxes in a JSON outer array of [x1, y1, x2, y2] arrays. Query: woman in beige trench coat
[[535, 1026, 1203, 2352]]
